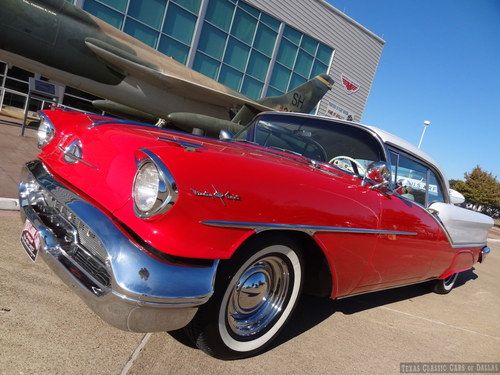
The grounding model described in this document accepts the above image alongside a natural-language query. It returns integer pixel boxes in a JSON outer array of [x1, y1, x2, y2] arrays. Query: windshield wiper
[[268, 146, 304, 157], [232, 139, 259, 146]]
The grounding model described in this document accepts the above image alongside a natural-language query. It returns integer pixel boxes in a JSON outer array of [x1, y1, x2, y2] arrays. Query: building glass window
[[98, 0, 128, 12], [224, 38, 250, 71], [193, 52, 220, 78], [128, 0, 167, 29], [317, 44, 333, 65], [83, 0, 124, 29], [254, 24, 276, 57], [163, 3, 197, 45], [283, 26, 301, 45], [158, 35, 190, 64], [267, 23, 333, 96], [198, 23, 227, 59], [247, 51, 269, 81], [276, 39, 298, 69], [78, 0, 335, 102], [260, 13, 280, 31], [265, 86, 283, 97], [124, 18, 159, 47], [289, 73, 306, 90], [238, 1, 259, 17], [241, 76, 262, 99], [294, 50, 314, 78], [231, 8, 257, 45], [83, 0, 203, 65], [205, 0, 235, 32], [173, 0, 201, 14], [300, 35, 318, 55], [311, 60, 328, 77], [269, 63, 291, 92], [218, 65, 243, 91]]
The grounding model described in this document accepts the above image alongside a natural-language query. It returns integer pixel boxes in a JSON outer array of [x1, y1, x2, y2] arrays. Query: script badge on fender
[[21, 219, 41, 261]]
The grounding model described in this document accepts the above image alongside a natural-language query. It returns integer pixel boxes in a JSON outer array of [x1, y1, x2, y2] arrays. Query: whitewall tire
[[433, 273, 458, 294], [181, 235, 304, 359]]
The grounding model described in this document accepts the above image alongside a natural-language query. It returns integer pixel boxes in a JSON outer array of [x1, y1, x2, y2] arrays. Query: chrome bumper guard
[[480, 246, 490, 263], [19, 160, 218, 332]]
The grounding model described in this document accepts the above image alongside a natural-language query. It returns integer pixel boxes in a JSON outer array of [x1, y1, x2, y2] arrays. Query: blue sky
[[327, 0, 500, 180]]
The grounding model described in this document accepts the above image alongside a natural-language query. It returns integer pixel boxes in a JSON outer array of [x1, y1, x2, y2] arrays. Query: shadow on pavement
[[168, 268, 478, 356], [269, 268, 478, 351]]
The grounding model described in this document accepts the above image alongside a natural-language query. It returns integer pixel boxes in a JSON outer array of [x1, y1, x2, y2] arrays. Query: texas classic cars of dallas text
[[19, 109, 493, 359]]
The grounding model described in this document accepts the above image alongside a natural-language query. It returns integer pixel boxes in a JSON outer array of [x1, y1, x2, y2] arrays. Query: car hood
[[39, 117, 352, 214]]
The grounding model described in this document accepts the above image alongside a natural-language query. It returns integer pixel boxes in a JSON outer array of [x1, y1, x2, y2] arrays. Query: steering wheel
[[329, 156, 366, 176]]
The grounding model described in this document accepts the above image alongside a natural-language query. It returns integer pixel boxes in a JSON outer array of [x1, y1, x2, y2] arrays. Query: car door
[[362, 150, 451, 290]]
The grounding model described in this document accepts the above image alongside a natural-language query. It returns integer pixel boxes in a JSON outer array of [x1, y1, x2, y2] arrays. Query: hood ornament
[[59, 139, 98, 169]]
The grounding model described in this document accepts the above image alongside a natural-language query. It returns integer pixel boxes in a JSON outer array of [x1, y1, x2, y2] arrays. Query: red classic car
[[19, 109, 493, 359]]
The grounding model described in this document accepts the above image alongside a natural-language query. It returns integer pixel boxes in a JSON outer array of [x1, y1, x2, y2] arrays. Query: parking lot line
[[120, 333, 153, 375], [380, 306, 500, 340]]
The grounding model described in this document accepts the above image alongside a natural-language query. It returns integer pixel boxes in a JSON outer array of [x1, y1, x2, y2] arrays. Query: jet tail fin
[[257, 74, 334, 113]]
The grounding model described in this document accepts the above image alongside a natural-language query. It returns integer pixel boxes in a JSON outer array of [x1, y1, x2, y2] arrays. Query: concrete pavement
[[0, 210, 498, 374], [0, 118, 39, 198]]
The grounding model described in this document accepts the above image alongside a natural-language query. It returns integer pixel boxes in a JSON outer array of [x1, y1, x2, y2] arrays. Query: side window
[[394, 154, 427, 206], [389, 151, 399, 184], [390, 149, 447, 206], [428, 170, 445, 204]]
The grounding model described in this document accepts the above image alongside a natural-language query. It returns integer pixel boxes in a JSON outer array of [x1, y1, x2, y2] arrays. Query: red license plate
[[21, 219, 41, 261]]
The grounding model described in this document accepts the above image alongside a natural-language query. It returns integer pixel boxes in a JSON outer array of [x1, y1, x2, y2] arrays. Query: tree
[[451, 166, 500, 217], [449, 179, 465, 191]]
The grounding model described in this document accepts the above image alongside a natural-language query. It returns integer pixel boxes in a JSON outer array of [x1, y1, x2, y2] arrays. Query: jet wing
[[84, 38, 271, 113]]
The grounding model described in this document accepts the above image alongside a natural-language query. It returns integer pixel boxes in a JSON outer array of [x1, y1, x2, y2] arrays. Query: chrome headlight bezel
[[37, 112, 56, 148], [132, 149, 178, 219]]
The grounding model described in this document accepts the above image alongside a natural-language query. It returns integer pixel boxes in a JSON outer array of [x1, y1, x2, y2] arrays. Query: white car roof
[[366, 125, 449, 190]]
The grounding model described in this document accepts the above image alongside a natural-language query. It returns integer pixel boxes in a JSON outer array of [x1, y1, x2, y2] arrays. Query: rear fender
[[439, 250, 475, 279]]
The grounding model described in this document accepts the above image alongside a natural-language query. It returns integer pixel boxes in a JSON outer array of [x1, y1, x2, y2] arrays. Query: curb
[[0, 197, 20, 211]]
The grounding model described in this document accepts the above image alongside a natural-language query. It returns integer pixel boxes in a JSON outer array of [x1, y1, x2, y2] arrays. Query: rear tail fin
[[257, 73, 334, 113]]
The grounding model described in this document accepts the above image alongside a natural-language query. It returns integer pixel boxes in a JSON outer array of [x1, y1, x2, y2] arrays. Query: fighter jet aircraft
[[0, 0, 334, 135]]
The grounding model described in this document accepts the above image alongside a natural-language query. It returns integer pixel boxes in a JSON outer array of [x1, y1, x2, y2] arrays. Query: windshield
[[234, 113, 385, 176]]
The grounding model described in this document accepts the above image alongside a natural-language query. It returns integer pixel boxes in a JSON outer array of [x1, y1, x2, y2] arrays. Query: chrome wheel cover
[[226, 255, 291, 338]]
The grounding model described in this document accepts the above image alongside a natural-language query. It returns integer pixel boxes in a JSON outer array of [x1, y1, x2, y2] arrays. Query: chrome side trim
[[201, 220, 417, 236], [90, 119, 156, 128], [158, 136, 204, 150]]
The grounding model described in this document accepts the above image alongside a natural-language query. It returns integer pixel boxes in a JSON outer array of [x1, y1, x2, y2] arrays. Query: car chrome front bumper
[[19, 160, 218, 332]]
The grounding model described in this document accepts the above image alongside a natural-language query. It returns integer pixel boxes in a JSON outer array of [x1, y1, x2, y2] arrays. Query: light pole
[[418, 120, 431, 149]]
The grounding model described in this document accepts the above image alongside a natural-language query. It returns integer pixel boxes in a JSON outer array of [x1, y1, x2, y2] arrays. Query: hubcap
[[227, 256, 291, 338]]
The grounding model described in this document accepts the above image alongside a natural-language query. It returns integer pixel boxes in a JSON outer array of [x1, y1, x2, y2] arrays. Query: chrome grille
[[43, 192, 108, 262], [69, 246, 111, 286], [67, 214, 108, 262], [33, 188, 111, 287]]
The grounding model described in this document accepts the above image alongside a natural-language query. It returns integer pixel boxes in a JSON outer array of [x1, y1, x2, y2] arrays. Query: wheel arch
[[227, 229, 334, 298]]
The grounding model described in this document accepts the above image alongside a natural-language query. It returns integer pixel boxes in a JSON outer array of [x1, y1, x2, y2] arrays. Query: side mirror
[[363, 161, 391, 191], [219, 129, 234, 140], [449, 188, 465, 205]]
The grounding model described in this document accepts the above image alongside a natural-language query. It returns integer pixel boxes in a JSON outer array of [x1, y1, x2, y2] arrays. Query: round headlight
[[133, 162, 160, 213], [37, 115, 55, 148]]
